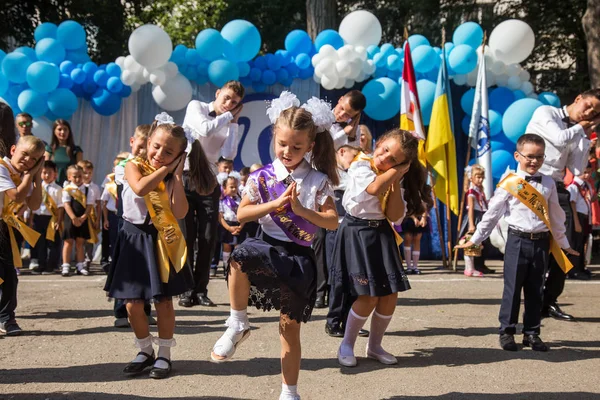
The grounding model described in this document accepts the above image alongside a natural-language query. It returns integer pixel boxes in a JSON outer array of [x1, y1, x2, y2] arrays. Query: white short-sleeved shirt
[[62, 184, 94, 206], [466, 185, 488, 212], [219, 196, 240, 222], [342, 158, 407, 222], [0, 156, 32, 213], [120, 172, 175, 225], [34, 181, 63, 216], [86, 182, 101, 204], [244, 158, 334, 242], [101, 186, 117, 213], [568, 176, 591, 217]]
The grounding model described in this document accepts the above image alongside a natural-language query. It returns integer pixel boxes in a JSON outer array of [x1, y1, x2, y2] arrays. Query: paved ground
[[1, 261, 600, 400]]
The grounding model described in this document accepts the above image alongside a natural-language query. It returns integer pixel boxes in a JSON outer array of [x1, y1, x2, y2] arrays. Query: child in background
[[567, 163, 594, 280], [61, 165, 94, 277], [401, 184, 433, 275], [101, 155, 126, 269], [239, 167, 250, 194], [30, 160, 63, 275], [218, 171, 245, 271], [239, 166, 259, 239], [78, 160, 101, 268]]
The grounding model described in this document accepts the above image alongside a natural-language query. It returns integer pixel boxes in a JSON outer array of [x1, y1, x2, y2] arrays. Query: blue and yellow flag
[[425, 52, 459, 215]]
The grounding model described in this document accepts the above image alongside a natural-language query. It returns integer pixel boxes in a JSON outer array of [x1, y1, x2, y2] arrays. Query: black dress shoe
[[314, 295, 327, 309], [123, 352, 155, 374], [499, 333, 518, 351], [478, 265, 496, 274], [523, 334, 548, 352], [149, 357, 172, 379], [196, 294, 216, 307], [358, 329, 369, 337], [568, 271, 591, 281], [325, 324, 344, 337], [547, 303, 574, 321], [178, 292, 197, 308]]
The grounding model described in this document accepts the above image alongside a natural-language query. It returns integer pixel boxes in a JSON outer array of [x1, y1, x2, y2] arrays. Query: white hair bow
[[301, 97, 335, 133], [266, 91, 301, 124], [155, 112, 175, 126], [217, 171, 241, 186]]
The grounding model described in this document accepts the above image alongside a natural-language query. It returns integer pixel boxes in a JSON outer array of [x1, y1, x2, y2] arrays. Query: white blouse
[[62, 184, 95, 206], [120, 175, 175, 225], [244, 158, 334, 242], [34, 182, 63, 216], [219, 196, 240, 222]]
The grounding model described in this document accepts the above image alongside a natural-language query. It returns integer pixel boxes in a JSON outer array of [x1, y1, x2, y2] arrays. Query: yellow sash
[[105, 173, 117, 200], [0, 159, 41, 268], [64, 185, 98, 244], [130, 158, 187, 283], [353, 152, 403, 246], [43, 187, 60, 241], [498, 173, 573, 274]]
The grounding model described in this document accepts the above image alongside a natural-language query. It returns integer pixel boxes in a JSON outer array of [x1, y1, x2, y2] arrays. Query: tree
[[583, 0, 600, 88], [306, 0, 337, 39]]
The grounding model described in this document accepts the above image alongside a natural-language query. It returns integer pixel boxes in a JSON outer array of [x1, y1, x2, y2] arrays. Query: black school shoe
[[123, 352, 155, 374], [325, 323, 344, 337], [149, 357, 172, 379], [499, 333, 518, 351], [523, 334, 549, 352]]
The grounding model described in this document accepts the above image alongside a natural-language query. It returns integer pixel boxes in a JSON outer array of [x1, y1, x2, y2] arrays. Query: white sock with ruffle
[[153, 337, 176, 369], [133, 335, 154, 363]]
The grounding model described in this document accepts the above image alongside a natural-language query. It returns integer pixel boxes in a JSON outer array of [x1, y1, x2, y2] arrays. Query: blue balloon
[[91, 88, 121, 116], [240, 76, 253, 87], [407, 35, 430, 50], [70, 68, 86, 84], [221, 20, 261, 62], [35, 38, 66, 65], [261, 70, 276, 85], [491, 133, 515, 153], [237, 62, 250, 78], [315, 30, 344, 51], [47, 88, 78, 118], [2, 53, 32, 83], [513, 90, 526, 100], [502, 98, 544, 143], [195, 29, 225, 61], [93, 70, 109, 87], [266, 53, 282, 71], [35, 22, 58, 41], [57, 20, 87, 51], [119, 84, 132, 98], [106, 76, 123, 93], [452, 22, 484, 49], [373, 53, 386, 68], [373, 68, 388, 79], [0, 49, 6, 64], [276, 68, 289, 85], [82, 80, 98, 95], [380, 43, 395, 58], [70, 83, 84, 98], [285, 63, 299, 78], [295, 53, 311, 70], [58, 73, 73, 89], [387, 54, 402, 71], [362, 77, 401, 121], [18, 89, 48, 117], [276, 50, 293, 66], [170, 44, 188, 64], [249, 67, 262, 82], [197, 61, 209, 76], [298, 66, 314, 80], [285, 30, 312, 56], [185, 49, 202, 65], [412, 45, 438, 74], [60, 60, 75, 75], [386, 69, 401, 81], [461, 115, 471, 136], [538, 92, 561, 107], [106, 63, 121, 77], [254, 56, 267, 70], [208, 59, 240, 87], [489, 109, 502, 136], [444, 42, 455, 57], [491, 149, 517, 179], [183, 65, 198, 81], [26, 61, 59, 93], [82, 62, 98, 75], [461, 88, 475, 115], [448, 44, 477, 74], [489, 87, 515, 115], [14, 47, 37, 61], [65, 49, 90, 64], [252, 82, 266, 92], [416, 79, 437, 125], [366, 45, 380, 59]]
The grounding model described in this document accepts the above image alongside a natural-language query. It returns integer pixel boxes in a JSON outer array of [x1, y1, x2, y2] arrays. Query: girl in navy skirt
[[332, 129, 429, 367], [210, 92, 339, 400], [217, 171, 245, 268], [105, 113, 214, 379], [401, 183, 434, 275]]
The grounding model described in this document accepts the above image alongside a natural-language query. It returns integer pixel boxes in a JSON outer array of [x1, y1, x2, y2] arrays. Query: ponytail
[[403, 161, 428, 216], [187, 140, 217, 195], [311, 130, 339, 186]]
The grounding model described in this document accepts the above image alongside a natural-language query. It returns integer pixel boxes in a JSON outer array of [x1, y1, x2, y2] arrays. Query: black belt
[[345, 214, 387, 228], [508, 227, 550, 240]]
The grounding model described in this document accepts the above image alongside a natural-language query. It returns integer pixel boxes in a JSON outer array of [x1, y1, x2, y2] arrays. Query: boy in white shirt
[[78, 160, 101, 267], [567, 164, 594, 280]]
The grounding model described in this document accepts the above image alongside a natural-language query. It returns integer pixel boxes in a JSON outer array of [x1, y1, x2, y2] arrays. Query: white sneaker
[[80, 268, 89, 276], [21, 248, 31, 260], [279, 393, 301, 400], [61, 264, 70, 277], [29, 259, 39, 269]]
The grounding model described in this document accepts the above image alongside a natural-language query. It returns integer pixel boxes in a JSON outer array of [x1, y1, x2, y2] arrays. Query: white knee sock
[[225, 308, 250, 333], [133, 335, 154, 363], [404, 247, 412, 269], [280, 383, 298, 400], [153, 337, 176, 369], [464, 255, 474, 272], [339, 309, 368, 357], [411, 251, 420, 270], [222, 251, 231, 267], [368, 311, 393, 356]]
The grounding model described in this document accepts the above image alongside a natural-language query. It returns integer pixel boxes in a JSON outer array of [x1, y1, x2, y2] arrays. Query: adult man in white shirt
[[525, 88, 600, 321], [179, 81, 244, 308]]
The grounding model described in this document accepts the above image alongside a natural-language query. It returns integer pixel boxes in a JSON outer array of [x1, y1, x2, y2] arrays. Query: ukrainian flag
[[425, 52, 459, 215]]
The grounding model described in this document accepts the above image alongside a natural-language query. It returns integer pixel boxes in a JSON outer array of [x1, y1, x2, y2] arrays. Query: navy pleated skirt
[[229, 232, 317, 323], [331, 215, 411, 297], [104, 220, 192, 301], [220, 220, 248, 245]]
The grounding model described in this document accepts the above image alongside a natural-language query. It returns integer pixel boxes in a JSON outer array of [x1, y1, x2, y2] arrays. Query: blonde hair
[[134, 124, 151, 140], [359, 125, 373, 153], [464, 164, 485, 191], [77, 160, 94, 170], [66, 164, 83, 175], [16, 135, 45, 156]]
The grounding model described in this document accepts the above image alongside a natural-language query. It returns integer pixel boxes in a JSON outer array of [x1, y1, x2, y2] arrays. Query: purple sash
[[222, 195, 239, 214], [251, 163, 318, 246]]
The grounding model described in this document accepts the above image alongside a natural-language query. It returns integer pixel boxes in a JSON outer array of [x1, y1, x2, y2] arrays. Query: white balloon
[[453, 74, 467, 86], [129, 24, 173, 69], [135, 70, 147, 84], [130, 82, 142, 92], [319, 45, 338, 61], [521, 81, 534, 95], [313, 74, 321, 85], [31, 117, 53, 144], [344, 78, 355, 89], [355, 46, 368, 61], [507, 75, 522, 90], [338, 45, 355, 61], [491, 61, 506, 75], [121, 70, 136, 86], [489, 19, 535, 64], [336, 60, 351, 78], [505, 63, 521, 76], [339, 10, 382, 47], [321, 74, 337, 90], [486, 70, 496, 88], [495, 74, 509, 87], [315, 58, 336, 77], [364, 59, 376, 75], [124, 55, 142, 73], [519, 69, 531, 82], [142, 68, 152, 80], [311, 53, 323, 68], [164, 61, 179, 79], [152, 73, 192, 111], [348, 60, 362, 79], [334, 77, 345, 89], [115, 56, 126, 69], [150, 69, 166, 86], [476, 45, 495, 65], [466, 69, 478, 86]]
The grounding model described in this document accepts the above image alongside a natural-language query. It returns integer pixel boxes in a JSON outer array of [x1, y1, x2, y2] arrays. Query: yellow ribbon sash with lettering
[[64, 185, 98, 244], [105, 173, 117, 200], [0, 159, 41, 268], [43, 187, 60, 241], [498, 173, 573, 274], [131, 158, 187, 283], [353, 152, 403, 246]]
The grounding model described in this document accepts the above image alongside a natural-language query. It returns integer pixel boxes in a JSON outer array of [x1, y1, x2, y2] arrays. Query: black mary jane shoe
[[149, 357, 172, 379], [123, 352, 155, 375]]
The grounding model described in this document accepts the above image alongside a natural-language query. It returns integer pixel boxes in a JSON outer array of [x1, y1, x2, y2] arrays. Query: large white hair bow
[[266, 91, 301, 124], [301, 97, 335, 133], [217, 171, 242, 186], [155, 112, 175, 126]]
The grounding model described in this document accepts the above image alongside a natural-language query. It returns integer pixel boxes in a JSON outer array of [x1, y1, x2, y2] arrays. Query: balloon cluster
[[0, 20, 131, 119]]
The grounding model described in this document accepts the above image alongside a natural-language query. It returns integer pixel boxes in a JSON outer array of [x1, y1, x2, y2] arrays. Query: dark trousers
[[313, 227, 328, 297], [0, 222, 18, 323], [32, 214, 62, 272], [499, 231, 549, 335], [326, 229, 355, 328], [543, 184, 571, 309], [568, 212, 590, 274], [182, 185, 220, 296], [101, 210, 119, 263]]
